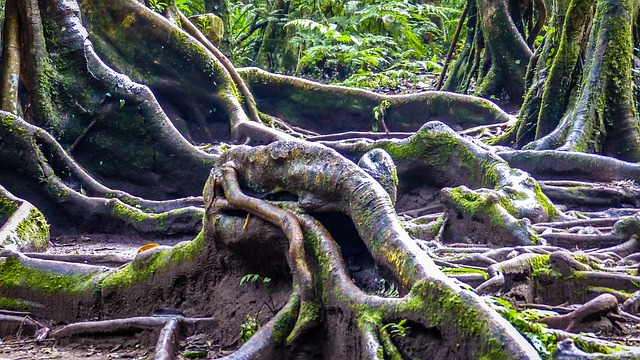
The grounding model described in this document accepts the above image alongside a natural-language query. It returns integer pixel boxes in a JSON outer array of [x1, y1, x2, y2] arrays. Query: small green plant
[[375, 278, 399, 298], [148, 0, 204, 15], [175, 0, 205, 16], [372, 99, 391, 132], [487, 297, 558, 358], [239, 313, 260, 342], [380, 319, 409, 338], [197, 15, 213, 31], [149, 0, 168, 13], [240, 273, 271, 286]]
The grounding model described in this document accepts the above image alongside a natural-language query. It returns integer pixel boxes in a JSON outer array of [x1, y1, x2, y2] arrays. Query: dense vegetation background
[[155, 0, 463, 90]]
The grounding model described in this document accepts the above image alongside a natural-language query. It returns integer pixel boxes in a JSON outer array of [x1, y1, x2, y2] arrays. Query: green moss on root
[[533, 183, 560, 220], [101, 231, 205, 288], [403, 280, 513, 360], [14, 207, 50, 251], [0, 257, 97, 294], [0, 296, 30, 310], [442, 267, 488, 279], [0, 194, 19, 218]]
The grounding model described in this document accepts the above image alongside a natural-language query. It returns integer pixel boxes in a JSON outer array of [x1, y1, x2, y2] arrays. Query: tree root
[[21, 252, 132, 267], [498, 150, 640, 184], [154, 317, 180, 360], [0, 113, 205, 235], [0, 185, 49, 251], [535, 214, 640, 248], [216, 162, 316, 330], [14, 0, 218, 198], [176, 11, 262, 125], [209, 140, 542, 358], [475, 253, 541, 294], [239, 67, 515, 135], [540, 180, 640, 209], [540, 293, 620, 332], [553, 337, 640, 359], [46, 315, 216, 359], [0, 314, 40, 338], [51, 317, 171, 338], [324, 122, 560, 246]]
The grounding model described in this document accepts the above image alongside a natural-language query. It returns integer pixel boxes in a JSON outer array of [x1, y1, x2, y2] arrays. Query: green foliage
[[487, 297, 558, 358], [148, 0, 205, 15], [372, 99, 390, 131], [375, 278, 399, 297], [176, 0, 205, 16], [239, 313, 260, 342], [149, 0, 168, 13], [240, 273, 271, 286], [220, 0, 464, 88], [380, 319, 409, 338], [224, 0, 285, 66], [145, 0, 465, 87], [0, 0, 6, 22], [285, 0, 459, 85]]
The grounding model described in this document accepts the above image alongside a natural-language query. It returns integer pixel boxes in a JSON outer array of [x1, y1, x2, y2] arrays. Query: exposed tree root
[[51, 317, 172, 338], [475, 253, 541, 294], [0, 185, 49, 251], [21, 252, 132, 267], [540, 180, 640, 209], [0, 112, 205, 235], [540, 293, 620, 332], [240, 67, 515, 135]]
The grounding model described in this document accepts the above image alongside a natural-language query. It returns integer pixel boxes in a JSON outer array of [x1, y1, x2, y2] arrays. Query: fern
[[222, 0, 465, 87]]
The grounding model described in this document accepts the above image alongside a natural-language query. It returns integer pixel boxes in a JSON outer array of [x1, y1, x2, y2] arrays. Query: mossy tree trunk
[[2, 0, 640, 359], [442, 0, 541, 103], [493, 0, 640, 161]]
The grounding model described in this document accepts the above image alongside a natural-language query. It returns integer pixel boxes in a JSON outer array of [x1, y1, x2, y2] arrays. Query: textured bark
[[496, 0, 640, 162], [442, 0, 535, 102]]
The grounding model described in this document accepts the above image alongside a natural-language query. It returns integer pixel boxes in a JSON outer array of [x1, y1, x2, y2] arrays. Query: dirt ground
[[0, 332, 237, 359], [0, 234, 211, 360]]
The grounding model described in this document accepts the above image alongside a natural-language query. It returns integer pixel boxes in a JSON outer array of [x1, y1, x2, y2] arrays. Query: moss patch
[[442, 267, 488, 279], [401, 280, 512, 360], [102, 231, 205, 288], [15, 207, 50, 251], [0, 296, 30, 310], [0, 257, 97, 294]]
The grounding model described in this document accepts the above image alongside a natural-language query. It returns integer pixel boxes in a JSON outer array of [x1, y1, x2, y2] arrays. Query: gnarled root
[[0, 186, 49, 251]]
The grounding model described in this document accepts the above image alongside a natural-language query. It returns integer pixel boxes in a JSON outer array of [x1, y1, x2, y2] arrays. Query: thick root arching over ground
[[3, 0, 640, 359]]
